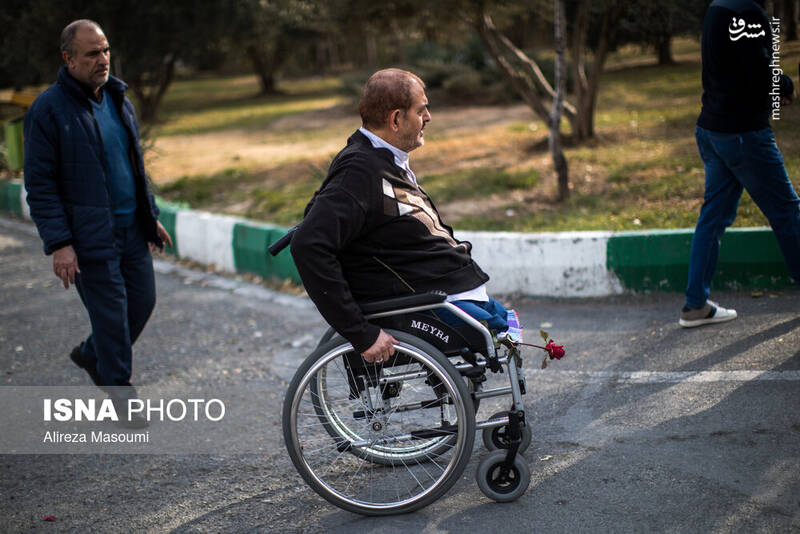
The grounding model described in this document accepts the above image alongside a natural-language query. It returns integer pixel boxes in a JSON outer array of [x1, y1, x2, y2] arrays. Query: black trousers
[[75, 221, 155, 387]]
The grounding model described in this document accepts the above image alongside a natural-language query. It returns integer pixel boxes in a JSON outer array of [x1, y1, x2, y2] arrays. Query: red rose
[[545, 341, 565, 360]]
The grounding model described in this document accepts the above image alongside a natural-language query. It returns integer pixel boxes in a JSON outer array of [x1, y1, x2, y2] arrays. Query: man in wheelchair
[[290, 68, 510, 364]]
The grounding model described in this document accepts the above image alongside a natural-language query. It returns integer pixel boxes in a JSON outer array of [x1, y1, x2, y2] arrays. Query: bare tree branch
[[550, 0, 570, 201], [477, 12, 577, 122]]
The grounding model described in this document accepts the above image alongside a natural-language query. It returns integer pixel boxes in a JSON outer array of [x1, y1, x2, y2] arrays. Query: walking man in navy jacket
[[24, 19, 172, 427]]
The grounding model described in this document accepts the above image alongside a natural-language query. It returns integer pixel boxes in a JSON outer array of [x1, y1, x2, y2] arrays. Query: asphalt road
[[1, 216, 799, 533]]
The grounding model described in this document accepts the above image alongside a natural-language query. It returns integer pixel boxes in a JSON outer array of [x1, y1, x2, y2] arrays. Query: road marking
[[531, 370, 800, 383]]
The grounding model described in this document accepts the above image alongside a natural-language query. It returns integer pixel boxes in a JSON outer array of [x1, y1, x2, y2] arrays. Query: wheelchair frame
[[282, 291, 534, 515]]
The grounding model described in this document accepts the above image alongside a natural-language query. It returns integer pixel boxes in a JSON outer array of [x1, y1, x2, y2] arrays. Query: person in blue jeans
[[681, 0, 800, 327]]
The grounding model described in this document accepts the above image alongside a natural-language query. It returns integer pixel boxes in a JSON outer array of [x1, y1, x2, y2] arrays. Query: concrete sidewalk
[[1, 178, 794, 297]]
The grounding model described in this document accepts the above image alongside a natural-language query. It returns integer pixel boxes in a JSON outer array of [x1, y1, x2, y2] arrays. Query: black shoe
[[69, 345, 102, 386], [111, 395, 150, 429], [116, 411, 150, 429]]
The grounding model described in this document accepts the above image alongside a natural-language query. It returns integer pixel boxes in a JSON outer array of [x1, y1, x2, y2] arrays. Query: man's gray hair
[[60, 19, 102, 56]]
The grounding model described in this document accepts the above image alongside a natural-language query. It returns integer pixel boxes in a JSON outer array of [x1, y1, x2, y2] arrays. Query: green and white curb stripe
[[605, 228, 792, 293], [460, 227, 791, 296], [0, 179, 26, 219], [175, 210, 240, 272], [161, 201, 301, 283], [1, 178, 794, 296], [458, 230, 622, 297]]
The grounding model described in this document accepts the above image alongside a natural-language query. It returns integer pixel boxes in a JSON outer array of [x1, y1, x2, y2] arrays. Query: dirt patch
[[147, 127, 352, 184], [147, 103, 539, 185]]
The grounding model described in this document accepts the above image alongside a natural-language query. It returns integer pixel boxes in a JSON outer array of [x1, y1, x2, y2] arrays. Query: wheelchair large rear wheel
[[283, 329, 476, 515], [309, 332, 480, 466]]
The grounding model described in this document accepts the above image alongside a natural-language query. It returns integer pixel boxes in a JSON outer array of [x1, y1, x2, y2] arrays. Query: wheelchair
[[281, 290, 536, 516]]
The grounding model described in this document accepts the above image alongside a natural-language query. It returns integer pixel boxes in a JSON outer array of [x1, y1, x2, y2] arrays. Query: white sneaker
[[679, 300, 738, 328]]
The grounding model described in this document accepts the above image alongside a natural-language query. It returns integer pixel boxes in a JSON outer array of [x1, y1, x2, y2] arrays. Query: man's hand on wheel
[[362, 329, 397, 363]]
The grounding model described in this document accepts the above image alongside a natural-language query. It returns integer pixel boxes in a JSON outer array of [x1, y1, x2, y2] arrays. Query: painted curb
[[1, 178, 794, 296], [231, 221, 302, 284], [175, 210, 239, 272], [606, 228, 793, 293], [457, 230, 623, 297]]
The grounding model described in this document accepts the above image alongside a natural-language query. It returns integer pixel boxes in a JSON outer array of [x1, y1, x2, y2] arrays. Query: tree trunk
[[390, 20, 408, 65], [474, 1, 631, 143], [572, 0, 631, 140], [328, 37, 341, 69], [570, 0, 591, 140], [656, 35, 675, 65], [785, 0, 798, 41], [132, 55, 176, 123], [551, 0, 570, 201], [365, 29, 378, 67], [246, 45, 279, 95]]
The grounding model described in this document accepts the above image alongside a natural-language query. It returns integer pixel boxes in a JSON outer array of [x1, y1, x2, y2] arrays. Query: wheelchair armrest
[[359, 291, 447, 315], [267, 225, 298, 256]]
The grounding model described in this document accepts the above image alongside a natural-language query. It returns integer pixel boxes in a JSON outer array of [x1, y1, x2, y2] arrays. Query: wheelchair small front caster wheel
[[482, 411, 532, 453], [476, 450, 531, 502]]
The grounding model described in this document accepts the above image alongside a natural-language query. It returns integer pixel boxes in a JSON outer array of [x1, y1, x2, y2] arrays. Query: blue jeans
[[75, 221, 156, 386], [434, 298, 509, 332], [686, 127, 800, 308]]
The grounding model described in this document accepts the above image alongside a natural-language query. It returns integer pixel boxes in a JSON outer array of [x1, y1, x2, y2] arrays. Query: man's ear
[[389, 109, 401, 131], [62, 51, 72, 67]]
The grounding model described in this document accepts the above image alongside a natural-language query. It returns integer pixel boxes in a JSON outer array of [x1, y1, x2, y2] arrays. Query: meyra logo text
[[43, 398, 226, 422], [410, 320, 450, 343]]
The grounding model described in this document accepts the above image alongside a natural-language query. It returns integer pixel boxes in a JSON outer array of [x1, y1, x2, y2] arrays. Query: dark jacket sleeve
[[23, 100, 72, 255], [290, 174, 380, 354]]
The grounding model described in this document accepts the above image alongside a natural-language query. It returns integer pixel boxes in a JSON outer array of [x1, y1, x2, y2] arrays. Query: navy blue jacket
[[24, 67, 161, 260]]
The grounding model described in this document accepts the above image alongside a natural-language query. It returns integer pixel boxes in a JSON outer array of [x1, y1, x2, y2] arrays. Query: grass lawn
[[151, 38, 800, 232]]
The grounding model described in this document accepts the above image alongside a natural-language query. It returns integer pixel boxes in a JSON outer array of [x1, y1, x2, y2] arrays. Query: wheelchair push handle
[[267, 225, 298, 256]]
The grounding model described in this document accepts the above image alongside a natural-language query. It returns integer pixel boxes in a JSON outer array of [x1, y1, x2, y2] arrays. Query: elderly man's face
[[396, 83, 431, 153], [63, 25, 110, 94]]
